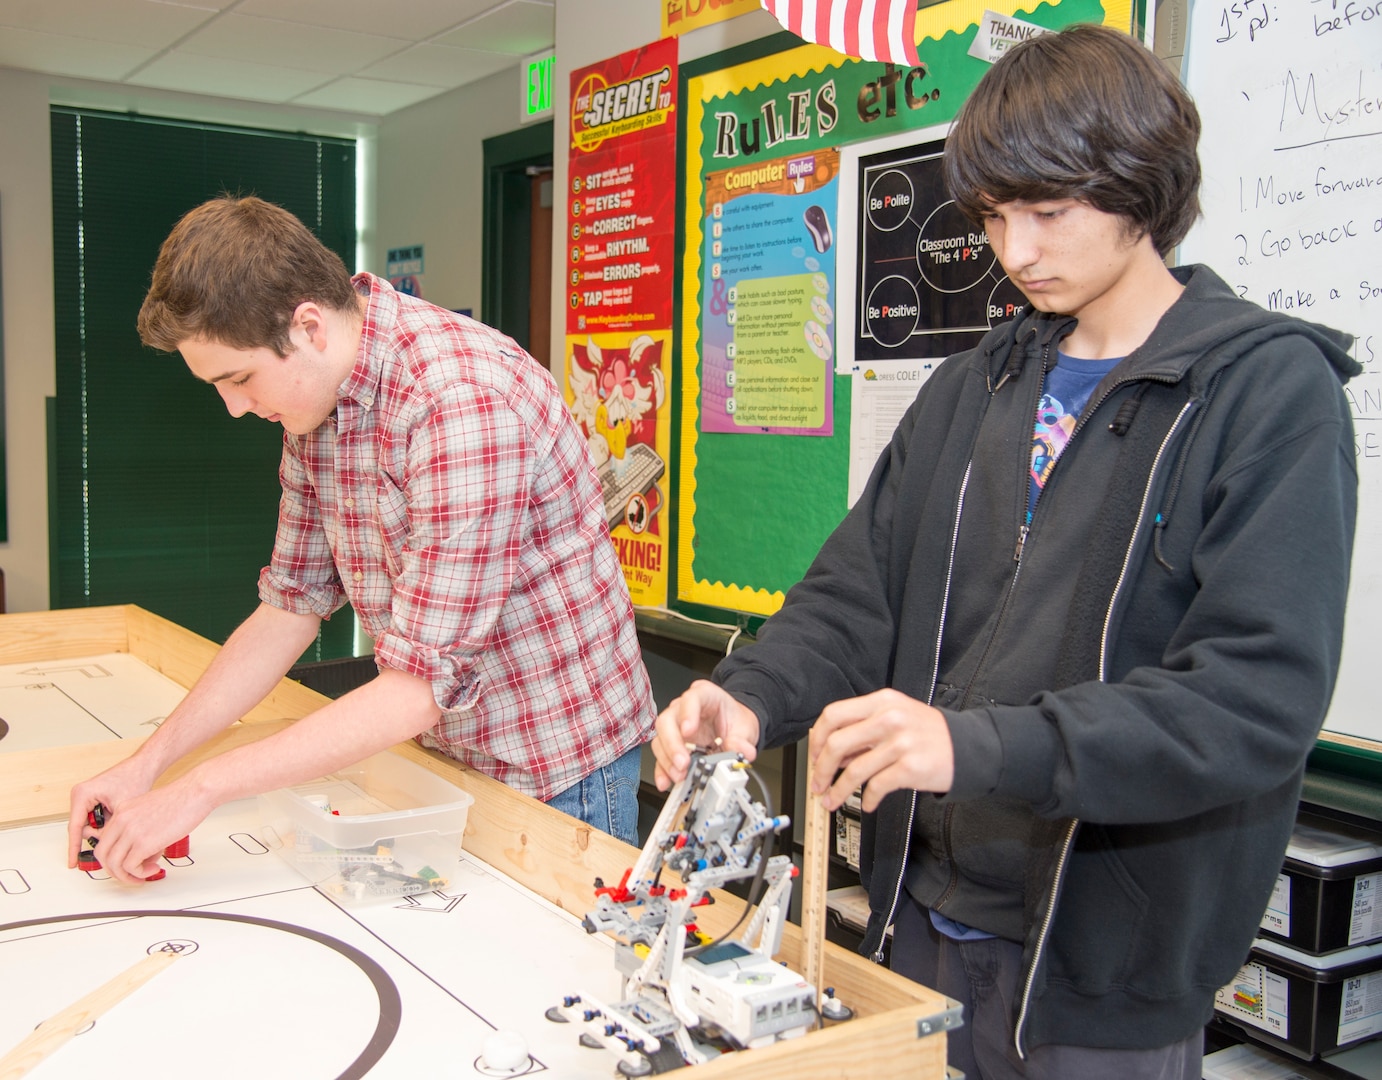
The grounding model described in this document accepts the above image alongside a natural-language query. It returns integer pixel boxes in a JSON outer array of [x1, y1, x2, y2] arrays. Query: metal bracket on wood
[[916, 999, 965, 1039]]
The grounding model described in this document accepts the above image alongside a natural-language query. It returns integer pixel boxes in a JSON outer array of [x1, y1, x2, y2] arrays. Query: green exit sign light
[[522, 51, 555, 121]]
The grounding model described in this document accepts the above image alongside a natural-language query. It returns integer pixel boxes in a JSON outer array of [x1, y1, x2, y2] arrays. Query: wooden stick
[[800, 790, 831, 1001], [0, 950, 180, 1079]]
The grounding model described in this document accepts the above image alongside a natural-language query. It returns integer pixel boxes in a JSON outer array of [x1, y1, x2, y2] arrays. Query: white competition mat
[[0, 799, 624, 1078], [0, 653, 188, 751]]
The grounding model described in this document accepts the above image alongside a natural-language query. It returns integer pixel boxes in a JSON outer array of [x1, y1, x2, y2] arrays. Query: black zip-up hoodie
[[713, 265, 1359, 1054]]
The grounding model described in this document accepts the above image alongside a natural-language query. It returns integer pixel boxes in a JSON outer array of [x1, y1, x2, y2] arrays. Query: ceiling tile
[[175, 12, 408, 75], [0, 27, 154, 81], [128, 51, 331, 103], [291, 76, 445, 115], [433, 0, 553, 56], [0, 0, 538, 117], [358, 43, 515, 90], [233, 0, 500, 43], [0, 0, 216, 47]]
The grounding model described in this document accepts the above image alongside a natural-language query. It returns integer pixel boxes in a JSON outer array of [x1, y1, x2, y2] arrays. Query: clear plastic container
[[259, 751, 474, 905]]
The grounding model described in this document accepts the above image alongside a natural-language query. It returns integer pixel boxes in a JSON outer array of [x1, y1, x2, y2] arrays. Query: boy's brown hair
[[944, 22, 1201, 256], [138, 195, 357, 357]]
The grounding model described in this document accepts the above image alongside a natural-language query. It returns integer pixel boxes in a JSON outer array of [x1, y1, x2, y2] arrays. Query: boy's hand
[[67, 755, 160, 870], [69, 761, 209, 884], [82, 782, 211, 883], [808, 689, 954, 813], [651, 680, 760, 791]]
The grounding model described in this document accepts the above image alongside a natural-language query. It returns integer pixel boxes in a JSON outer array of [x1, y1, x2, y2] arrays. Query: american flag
[[760, 0, 922, 67]]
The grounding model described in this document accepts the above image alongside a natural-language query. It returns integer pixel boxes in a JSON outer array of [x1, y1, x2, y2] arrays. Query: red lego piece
[[595, 867, 634, 902]]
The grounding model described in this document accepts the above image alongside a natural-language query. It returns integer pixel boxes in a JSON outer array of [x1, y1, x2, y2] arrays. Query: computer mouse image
[[803, 204, 832, 254]]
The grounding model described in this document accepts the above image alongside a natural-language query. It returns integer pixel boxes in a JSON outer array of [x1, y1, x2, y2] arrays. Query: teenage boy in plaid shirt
[[69, 196, 655, 881]]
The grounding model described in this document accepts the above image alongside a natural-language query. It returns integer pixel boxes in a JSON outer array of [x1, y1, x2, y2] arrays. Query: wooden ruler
[[799, 789, 830, 999], [0, 950, 180, 1079]]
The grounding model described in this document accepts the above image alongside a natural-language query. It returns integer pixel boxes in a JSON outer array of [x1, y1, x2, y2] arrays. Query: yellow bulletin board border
[[674, 2, 1138, 621]]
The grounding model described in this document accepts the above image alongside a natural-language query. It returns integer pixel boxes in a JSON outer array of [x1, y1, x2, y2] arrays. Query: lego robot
[[547, 750, 816, 1075]]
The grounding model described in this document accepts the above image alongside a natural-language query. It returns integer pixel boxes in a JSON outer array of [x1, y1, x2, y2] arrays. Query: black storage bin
[[1214, 936, 1382, 1059], [1261, 813, 1382, 955]]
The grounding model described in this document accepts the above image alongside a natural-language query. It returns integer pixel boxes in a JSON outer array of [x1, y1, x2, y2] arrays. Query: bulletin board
[[672, 0, 1135, 620]]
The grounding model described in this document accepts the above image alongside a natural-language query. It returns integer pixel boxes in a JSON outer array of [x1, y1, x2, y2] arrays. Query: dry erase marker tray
[[259, 751, 473, 905]]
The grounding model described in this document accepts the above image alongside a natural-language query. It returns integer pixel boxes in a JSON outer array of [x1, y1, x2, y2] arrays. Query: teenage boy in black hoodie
[[652, 22, 1358, 1080]]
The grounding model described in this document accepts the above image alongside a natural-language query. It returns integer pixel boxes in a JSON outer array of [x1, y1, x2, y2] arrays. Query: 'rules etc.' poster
[[564, 38, 677, 607]]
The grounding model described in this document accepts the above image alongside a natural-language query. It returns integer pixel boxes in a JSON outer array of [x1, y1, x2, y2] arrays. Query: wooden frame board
[[0, 605, 951, 1079]]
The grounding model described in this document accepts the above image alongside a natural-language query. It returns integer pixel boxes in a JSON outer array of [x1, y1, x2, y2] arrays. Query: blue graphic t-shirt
[[1029, 352, 1122, 513]]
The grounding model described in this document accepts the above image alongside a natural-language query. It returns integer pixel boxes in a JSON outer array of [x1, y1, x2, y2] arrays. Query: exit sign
[[521, 50, 554, 122]]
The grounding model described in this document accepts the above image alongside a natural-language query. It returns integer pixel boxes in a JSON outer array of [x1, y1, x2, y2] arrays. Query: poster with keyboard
[[565, 38, 678, 606]]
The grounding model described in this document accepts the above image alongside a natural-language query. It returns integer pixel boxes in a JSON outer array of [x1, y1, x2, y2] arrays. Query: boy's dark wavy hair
[[944, 23, 1201, 255]]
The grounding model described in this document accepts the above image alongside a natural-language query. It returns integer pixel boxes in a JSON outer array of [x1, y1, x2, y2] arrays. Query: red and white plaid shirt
[[259, 274, 654, 799]]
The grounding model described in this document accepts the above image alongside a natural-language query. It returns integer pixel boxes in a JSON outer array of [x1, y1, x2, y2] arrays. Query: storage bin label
[[1262, 873, 1291, 936], [836, 814, 861, 870], [1350, 872, 1382, 947], [1214, 961, 1289, 1039], [1340, 970, 1382, 1045]]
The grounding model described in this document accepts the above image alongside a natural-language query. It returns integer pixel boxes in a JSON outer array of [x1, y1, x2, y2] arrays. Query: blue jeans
[[543, 744, 643, 845]]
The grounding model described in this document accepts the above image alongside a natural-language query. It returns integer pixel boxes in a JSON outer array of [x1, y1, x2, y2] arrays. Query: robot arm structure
[[549, 751, 816, 1076]]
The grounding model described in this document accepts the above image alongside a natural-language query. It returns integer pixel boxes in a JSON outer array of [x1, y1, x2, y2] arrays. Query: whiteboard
[[1180, 1, 1381, 743]]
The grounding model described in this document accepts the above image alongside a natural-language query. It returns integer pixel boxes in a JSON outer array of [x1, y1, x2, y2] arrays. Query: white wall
[[372, 65, 523, 313], [0, 67, 57, 614]]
